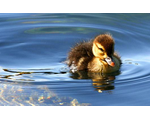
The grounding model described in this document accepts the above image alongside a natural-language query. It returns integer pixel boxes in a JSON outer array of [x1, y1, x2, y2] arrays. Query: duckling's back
[[68, 40, 94, 71]]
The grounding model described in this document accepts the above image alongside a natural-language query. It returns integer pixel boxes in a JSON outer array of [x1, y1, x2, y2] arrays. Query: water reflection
[[2, 67, 119, 93], [70, 71, 120, 92], [25, 26, 101, 34]]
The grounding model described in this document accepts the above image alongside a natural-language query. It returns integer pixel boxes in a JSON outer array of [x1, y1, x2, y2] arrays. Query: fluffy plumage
[[68, 40, 93, 70], [67, 34, 121, 73]]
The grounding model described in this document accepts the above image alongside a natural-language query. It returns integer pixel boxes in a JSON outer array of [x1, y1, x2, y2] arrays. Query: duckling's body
[[67, 34, 121, 73]]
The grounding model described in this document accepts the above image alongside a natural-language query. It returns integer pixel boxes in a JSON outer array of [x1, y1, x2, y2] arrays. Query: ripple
[[1, 13, 150, 105], [115, 59, 150, 86], [1, 14, 149, 87]]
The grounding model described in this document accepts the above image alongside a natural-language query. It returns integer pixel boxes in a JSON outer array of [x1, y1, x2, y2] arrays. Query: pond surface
[[0, 13, 150, 106]]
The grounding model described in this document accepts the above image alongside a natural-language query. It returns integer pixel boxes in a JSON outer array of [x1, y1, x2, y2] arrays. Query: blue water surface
[[0, 13, 150, 106]]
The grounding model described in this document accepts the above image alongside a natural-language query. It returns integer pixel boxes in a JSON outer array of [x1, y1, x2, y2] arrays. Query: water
[[0, 13, 150, 106]]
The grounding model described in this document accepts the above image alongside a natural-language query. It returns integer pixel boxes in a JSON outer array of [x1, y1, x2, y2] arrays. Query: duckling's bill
[[105, 57, 115, 67]]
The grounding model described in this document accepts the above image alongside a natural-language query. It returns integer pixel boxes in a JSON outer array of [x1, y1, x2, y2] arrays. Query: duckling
[[67, 34, 121, 73]]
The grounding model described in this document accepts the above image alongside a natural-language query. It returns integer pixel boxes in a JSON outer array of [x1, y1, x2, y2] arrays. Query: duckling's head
[[92, 34, 115, 67]]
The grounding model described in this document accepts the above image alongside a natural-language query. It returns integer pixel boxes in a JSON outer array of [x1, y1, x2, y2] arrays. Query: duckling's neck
[[87, 56, 120, 73], [87, 57, 104, 72]]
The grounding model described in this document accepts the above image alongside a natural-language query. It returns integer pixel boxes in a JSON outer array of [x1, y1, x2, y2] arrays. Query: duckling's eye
[[99, 48, 104, 52]]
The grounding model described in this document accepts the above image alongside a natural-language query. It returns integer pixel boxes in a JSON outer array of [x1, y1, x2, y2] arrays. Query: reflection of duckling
[[67, 34, 121, 73], [70, 70, 119, 92]]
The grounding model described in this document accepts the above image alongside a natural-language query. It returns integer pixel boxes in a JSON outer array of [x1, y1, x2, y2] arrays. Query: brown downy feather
[[68, 40, 94, 70]]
